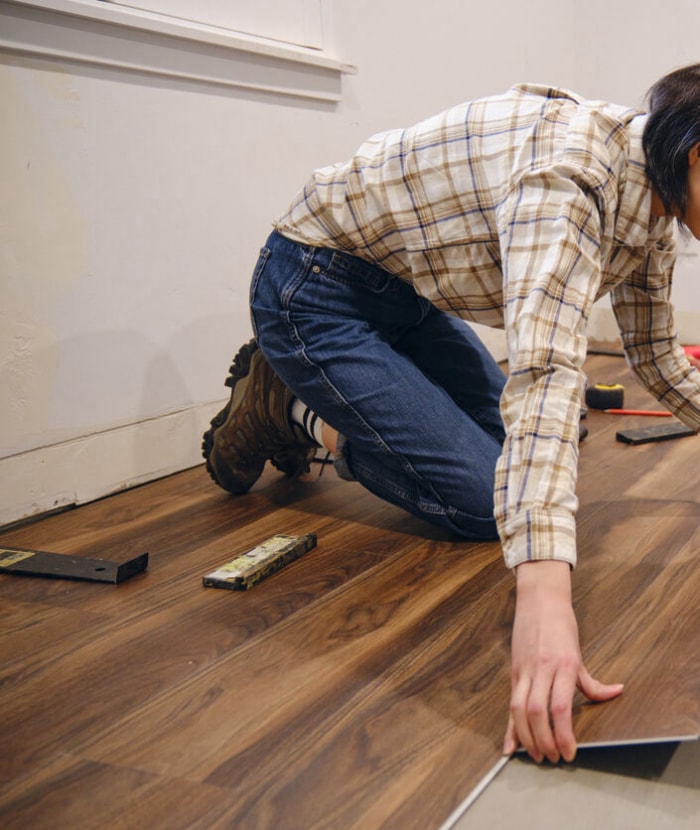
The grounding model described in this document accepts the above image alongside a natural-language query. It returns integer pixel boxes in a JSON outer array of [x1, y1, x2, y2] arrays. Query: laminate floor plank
[[0, 527, 436, 783], [574, 523, 700, 742], [0, 753, 242, 830], [202, 561, 512, 830], [0, 353, 698, 829], [72, 545, 503, 776]]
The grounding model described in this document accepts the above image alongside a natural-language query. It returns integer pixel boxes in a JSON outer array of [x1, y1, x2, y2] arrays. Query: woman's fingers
[[549, 665, 579, 762], [577, 665, 625, 702], [505, 664, 625, 763]]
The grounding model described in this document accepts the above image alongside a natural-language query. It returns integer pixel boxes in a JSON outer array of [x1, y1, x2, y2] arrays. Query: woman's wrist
[[515, 559, 572, 600]]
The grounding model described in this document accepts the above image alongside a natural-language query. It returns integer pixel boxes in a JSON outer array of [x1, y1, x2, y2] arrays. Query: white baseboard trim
[[0, 400, 223, 528], [473, 308, 700, 366], [588, 306, 700, 348]]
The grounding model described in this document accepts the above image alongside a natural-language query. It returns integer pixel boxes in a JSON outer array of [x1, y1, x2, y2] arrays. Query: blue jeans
[[250, 230, 506, 540]]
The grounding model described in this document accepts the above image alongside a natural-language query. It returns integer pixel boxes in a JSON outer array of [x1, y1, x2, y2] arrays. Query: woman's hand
[[502, 560, 624, 763]]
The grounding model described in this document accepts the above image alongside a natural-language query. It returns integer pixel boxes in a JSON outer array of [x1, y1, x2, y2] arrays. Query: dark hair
[[642, 63, 700, 225]]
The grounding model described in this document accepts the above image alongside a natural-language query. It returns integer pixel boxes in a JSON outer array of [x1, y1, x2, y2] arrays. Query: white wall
[[1, 0, 698, 525], [572, 0, 700, 342]]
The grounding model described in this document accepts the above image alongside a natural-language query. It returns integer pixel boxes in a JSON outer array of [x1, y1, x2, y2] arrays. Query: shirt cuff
[[499, 507, 578, 570]]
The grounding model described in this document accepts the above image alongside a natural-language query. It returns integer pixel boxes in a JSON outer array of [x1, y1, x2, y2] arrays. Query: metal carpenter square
[[203, 533, 317, 591], [0, 546, 149, 583]]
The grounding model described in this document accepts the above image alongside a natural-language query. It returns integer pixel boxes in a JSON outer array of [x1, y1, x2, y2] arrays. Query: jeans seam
[[279, 265, 411, 467]]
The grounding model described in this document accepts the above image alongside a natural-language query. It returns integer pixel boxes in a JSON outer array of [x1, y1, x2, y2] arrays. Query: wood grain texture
[[0, 354, 698, 829]]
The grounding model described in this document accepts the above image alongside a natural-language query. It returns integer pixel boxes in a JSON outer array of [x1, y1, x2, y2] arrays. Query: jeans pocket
[[323, 249, 392, 293]]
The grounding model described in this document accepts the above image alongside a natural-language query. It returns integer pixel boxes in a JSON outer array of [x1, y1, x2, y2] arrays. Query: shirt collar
[[615, 114, 672, 246]]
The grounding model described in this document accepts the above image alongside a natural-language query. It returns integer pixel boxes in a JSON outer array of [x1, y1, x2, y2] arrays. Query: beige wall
[[1, 0, 698, 525]]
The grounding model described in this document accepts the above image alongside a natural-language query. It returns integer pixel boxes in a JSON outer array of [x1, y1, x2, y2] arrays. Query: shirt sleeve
[[610, 230, 700, 431], [495, 167, 606, 570]]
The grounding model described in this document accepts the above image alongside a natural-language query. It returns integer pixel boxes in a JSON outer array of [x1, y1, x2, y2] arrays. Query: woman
[[204, 64, 700, 763]]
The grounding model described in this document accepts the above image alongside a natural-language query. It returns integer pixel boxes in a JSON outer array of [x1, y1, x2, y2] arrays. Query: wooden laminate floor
[[0, 354, 699, 829]]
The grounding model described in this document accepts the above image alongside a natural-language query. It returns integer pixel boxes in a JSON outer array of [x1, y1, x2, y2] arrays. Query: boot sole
[[201, 339, 259, 492], [202, 339, 316, 491]]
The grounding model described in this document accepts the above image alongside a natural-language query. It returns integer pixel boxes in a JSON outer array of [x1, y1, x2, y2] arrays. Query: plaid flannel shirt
[[275, 83, 700, 568]]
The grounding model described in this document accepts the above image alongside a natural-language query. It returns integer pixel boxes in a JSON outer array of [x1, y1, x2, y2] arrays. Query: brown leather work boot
[[202, 340, 318, 494]]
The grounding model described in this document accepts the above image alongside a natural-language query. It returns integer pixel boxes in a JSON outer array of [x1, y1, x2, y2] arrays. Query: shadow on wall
[[0, 309, 246, 524]]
